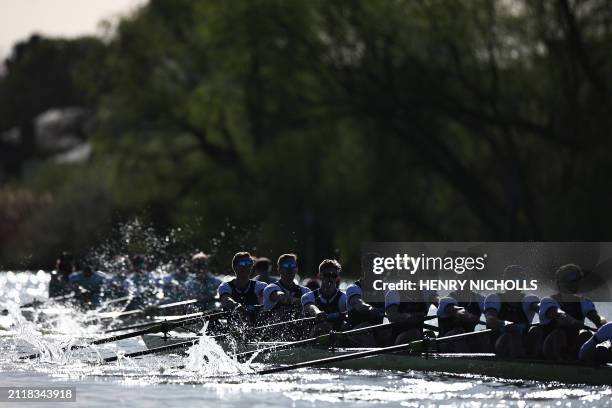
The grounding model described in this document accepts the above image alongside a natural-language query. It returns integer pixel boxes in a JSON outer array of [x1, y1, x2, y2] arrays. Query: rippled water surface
[[1, 271, 611, 407]]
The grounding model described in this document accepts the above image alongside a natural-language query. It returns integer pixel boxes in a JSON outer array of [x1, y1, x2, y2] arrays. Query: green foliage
[[3, 0, 612, 273]]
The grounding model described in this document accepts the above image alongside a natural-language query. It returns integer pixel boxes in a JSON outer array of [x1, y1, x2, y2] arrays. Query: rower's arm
[[349, 296, 371, 312], [546, 307, 584, 328], [270, 290, 292, 305], [484, 308, 505, 329], [386, 305, 423, 323], [220, 293, 239, 311], [448, 305, 479, 324], [301, 291, 326, 320], [586, 310, 607, 328], [349, 295, 383, 320], [303, 302, 324, 318]]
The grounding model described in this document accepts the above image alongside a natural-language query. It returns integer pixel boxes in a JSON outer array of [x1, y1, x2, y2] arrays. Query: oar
[[102, 336, 215, 363], [96, 295, 133, 311], [19, 312, 216, 360], [249, 317, 316, 333], [100, 315, 337, 364], [257, 328, 494, 375], [238, 315, 439, 362], [89, 299, 199, 321], [102, 310, 229, 334], [19, 292, 76, 309]]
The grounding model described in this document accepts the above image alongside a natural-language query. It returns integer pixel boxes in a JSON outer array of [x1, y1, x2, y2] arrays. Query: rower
[[218, 252, 266, 323], [123, 254, 158, 310], [68, 263, 109, 308], [484, 265, 541, 358], [185, 252, 222, 311], [385, 288, 439, 346], [578, 322, 612, 364], [48, 251, 75, 298], [263, 253, 310, 322], [252, 257, 274, 284], [345, 279, 385, 347], [301, 259, 347, 336], [437, 288, 486, 352], [161, 257, 193, 301], [539, 264, 608, 360]]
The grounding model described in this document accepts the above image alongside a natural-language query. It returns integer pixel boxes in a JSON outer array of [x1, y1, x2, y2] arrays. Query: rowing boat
[[140, 333, 612, 386]]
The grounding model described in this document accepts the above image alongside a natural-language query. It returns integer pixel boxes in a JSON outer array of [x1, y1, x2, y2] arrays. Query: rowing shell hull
[[141, 334, 612, 386], [260, 349, 612, 386]]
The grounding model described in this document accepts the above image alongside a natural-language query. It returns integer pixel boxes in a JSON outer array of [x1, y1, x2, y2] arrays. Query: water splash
[[183, 334, 253, 376]]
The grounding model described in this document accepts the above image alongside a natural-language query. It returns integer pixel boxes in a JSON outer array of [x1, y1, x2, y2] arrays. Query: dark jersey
[[228, 279, 260, 306], [496, 292, 530, 324], [312, 289, 343, 314]]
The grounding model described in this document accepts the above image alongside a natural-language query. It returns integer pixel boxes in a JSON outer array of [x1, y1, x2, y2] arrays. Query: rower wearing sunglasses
[[218, 252, 266, 323], [263, 253, 310, 324], [539, 264, 608, 360], [301, 259, 347, 336]]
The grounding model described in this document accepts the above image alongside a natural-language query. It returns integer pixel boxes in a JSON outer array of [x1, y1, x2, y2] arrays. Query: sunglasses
[[237, 259, 254, 267], [279, 261, 297, 269]]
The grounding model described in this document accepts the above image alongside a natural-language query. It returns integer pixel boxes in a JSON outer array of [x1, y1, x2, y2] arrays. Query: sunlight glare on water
[[1, 271, 611, 407]]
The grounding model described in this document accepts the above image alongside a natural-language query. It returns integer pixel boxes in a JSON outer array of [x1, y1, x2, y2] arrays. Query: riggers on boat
[[140, 333, 612, 386]]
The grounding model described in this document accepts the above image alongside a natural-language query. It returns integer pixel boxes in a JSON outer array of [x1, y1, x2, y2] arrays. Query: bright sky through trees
[[0, 0, 145, 59]]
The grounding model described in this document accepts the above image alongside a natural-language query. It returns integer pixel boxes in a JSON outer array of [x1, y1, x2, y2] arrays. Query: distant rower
[[252, 257, 274, 284], [186, 252, 222, 311], [68, 263, 109, 308], [301, 259, 347, 336], [48, 252, 75, 298]]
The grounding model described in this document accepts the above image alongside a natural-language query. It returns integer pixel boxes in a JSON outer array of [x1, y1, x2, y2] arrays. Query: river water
[[0, 271, 611, 408]]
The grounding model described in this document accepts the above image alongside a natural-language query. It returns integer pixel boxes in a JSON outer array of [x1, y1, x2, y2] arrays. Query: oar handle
[[20, 292, 76, 308]]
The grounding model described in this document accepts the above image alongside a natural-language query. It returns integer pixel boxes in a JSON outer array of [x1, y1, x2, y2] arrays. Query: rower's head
[[232, 251, 253, 279], [503, 264, 527, 293], [556, 263, 583, 294], [277, 253, 298, 282], [361, 252, 380, 277], [191, 252, 210, 277], [503, 264, 526, 280], [131, 254, 147, 273], [253, 257, 271, 278], [318, 259, 341, 289], [56, 252, 74, 276], [82, 264, 93, 278]]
